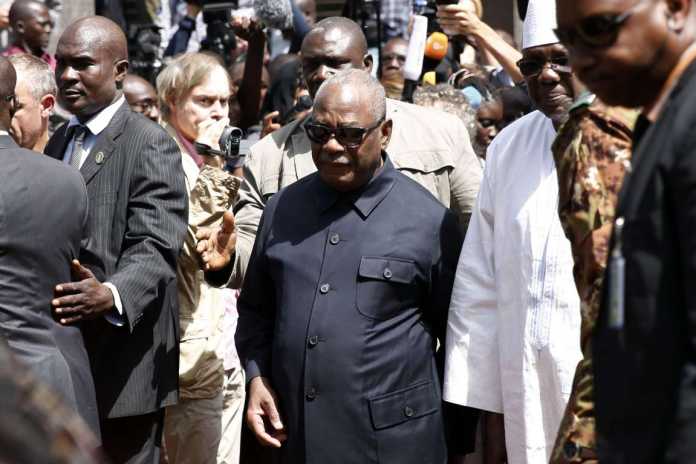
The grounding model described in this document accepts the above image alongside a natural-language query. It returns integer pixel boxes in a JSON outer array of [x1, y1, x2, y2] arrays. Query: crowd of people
[[0, 0, 695, 463]]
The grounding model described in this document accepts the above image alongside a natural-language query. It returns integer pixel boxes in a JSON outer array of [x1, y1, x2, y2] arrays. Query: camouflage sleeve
[[550, 99, 636, 463]]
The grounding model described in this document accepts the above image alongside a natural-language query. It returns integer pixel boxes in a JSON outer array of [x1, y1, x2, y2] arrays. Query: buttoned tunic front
[[236, 158, 461, 464]]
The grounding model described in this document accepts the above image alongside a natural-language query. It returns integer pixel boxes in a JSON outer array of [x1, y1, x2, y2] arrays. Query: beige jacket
[[226, 98, 482, 288], [167, 124, 241, 399]]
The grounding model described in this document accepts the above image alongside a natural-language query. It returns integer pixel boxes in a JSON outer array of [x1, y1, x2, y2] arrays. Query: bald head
[[0, 57, 16, 98], [9, 0, 46, 24], [315, 69, 386, 122], [301, 17, 372, 98], [0, 57, 17, 129], [9, 0, 52, 55], [124, 74, 159, 122], [304, 17, 368, 55], [9, 0, 48, 27], [56, 16, 129, 119], [60, 16, 128, 63]]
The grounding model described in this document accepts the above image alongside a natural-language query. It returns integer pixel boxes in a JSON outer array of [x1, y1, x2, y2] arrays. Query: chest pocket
[[356, 256, 420, 320]]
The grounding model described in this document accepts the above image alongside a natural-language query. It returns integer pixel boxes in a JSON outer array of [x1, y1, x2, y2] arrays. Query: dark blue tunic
[[236, 157, 462, 464]]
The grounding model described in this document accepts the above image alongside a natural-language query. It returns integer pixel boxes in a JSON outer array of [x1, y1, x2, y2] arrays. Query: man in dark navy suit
[[235, 69, 461, 464]]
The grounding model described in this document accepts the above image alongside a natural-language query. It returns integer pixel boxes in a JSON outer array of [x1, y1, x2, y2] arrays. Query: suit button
[[329, 233, 340, 245], [319, 283, 330, 294], [307, 335, 319, 347], [383, 268, 393, 279], [306, 388, 317, 401], [404, 406, 414, 418]]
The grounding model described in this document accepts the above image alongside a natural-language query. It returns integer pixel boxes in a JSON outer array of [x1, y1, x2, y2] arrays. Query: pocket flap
[[369, 381, 439, 430], [358, 256, 416, 284]]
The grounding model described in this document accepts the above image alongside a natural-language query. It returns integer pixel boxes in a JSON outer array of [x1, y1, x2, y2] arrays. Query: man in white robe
[[443, 0, 584, 462]]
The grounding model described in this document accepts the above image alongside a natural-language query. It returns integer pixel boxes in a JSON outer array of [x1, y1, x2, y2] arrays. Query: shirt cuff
[[103, 282, 126, 327]]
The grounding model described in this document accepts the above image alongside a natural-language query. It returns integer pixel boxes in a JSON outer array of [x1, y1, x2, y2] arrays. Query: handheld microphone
[[423, 31, 448, 73], [401, 15, 428, 102]]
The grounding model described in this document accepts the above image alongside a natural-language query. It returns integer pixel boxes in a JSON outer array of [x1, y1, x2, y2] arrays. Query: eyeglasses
[[305, 117, 384, 148], [553, 1, 646, 49], [516, 56, 572, 78]]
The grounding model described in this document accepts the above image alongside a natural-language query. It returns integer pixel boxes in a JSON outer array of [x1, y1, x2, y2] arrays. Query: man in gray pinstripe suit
[[46, 16, 188, 464]]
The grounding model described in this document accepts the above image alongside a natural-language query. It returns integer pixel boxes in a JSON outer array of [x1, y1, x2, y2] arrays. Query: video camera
[[194, 126, 244, 163], [188, 1, 239, 66]]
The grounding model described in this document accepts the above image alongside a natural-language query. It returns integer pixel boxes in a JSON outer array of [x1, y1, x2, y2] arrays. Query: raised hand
[[52, 259, 115, 325], [246, 376, 287, 448], [261, 111, 282, 138], [196, 211, 237, 271]]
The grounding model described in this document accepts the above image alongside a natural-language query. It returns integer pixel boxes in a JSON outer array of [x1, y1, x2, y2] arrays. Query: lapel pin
[[95, 151, 105, 164]]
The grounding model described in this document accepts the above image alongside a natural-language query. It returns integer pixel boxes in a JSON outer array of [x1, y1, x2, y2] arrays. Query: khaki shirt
[[167, 124, 241, 399], [227, 98, 482, 288]]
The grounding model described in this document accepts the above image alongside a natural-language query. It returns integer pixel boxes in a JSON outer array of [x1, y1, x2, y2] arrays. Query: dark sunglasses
[[516, 56, 572, 78], [305, 117, 384, 148], [553, 1, 645, 49]]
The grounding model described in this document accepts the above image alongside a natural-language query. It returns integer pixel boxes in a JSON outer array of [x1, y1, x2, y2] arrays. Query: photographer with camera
[[156, 52, 245, 464]]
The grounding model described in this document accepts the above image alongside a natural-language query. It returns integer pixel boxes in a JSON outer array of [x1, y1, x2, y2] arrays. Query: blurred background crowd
[[0, 0, 535, 165]]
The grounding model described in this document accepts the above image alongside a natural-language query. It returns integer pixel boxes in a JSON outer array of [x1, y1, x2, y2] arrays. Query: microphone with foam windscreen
[[423, 31, 448, 73], [253, 0, 293, 30]]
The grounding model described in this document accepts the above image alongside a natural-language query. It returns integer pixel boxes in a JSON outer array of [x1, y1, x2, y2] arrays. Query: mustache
[[317, 152, 352, 165]]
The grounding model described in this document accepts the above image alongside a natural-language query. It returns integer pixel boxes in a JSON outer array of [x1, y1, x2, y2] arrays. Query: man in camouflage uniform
[[549, 92, 637, 463]]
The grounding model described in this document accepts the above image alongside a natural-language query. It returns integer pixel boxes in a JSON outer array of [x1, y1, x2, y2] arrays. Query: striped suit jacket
[[45, 102, 188, 419]]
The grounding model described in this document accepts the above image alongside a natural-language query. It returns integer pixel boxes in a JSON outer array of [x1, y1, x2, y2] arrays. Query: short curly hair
[[413, 84, 477, 141]]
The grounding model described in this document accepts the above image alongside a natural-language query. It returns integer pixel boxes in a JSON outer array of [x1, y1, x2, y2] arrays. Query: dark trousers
[[100, 409, 165, 464]]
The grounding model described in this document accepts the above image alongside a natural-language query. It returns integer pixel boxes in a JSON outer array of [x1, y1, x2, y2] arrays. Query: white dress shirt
[[62, 95, 126, 325]]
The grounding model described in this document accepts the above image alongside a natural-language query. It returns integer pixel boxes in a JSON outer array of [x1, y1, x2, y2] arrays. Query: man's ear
[[114, 59, 129, 88], [363, 53, 374, 73], [14, 20, 25, 35], [380, 118, 392, 149], [39, 93, 55, 118], [665, 0, 691, 32]]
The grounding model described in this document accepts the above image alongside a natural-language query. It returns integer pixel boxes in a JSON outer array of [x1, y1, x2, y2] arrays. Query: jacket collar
[[0, 133, 17, 149], [312, 153, 396, 219]]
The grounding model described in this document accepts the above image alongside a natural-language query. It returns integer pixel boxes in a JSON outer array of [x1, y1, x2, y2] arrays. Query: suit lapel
[[80, 102, 129, 185], [45, 124, 71, 160]]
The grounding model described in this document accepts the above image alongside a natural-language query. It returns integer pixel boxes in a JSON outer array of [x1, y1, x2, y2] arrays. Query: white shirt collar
[[67, 95, 126, 135]]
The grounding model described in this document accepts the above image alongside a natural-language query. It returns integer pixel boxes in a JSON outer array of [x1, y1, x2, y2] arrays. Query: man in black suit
[[237, 69, 460, 463], [46, 16, 188, 464], [0, 56, 100, 441], [556, 0, 696, 462]]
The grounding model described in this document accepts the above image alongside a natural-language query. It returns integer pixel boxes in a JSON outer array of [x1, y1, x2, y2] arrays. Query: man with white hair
[[443, 0, 583, 462], [8, 53, 56, 151], [235, 68, 461, 463]]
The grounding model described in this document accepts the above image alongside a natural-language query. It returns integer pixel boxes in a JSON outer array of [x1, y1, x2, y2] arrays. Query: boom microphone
[[253, 0, 293, 30]]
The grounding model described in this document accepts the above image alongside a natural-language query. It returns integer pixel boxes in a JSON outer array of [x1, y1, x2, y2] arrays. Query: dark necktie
[[69, 125, 88, 169]]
